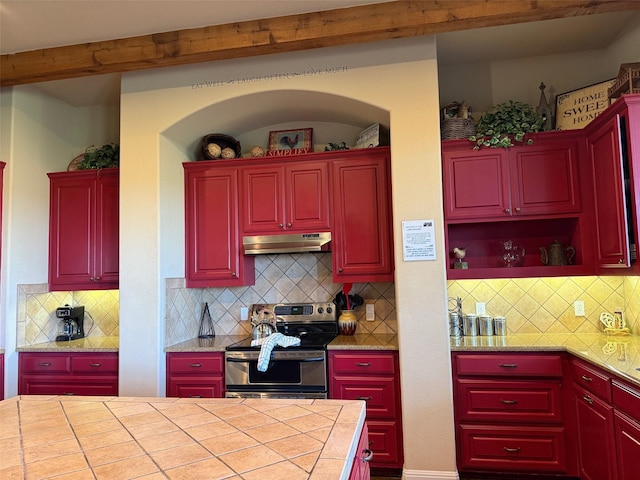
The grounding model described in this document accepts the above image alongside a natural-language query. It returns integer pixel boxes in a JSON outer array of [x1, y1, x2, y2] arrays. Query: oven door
[[225, 349, 327, 395]]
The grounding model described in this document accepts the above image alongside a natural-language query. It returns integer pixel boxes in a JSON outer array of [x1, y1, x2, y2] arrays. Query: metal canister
[[494, 316, 507, 336], [449, 312, 463, 338], [479, 315, 494, 336], [464, 314, 478, 337]]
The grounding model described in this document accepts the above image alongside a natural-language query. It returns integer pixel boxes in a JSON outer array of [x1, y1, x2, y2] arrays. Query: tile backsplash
[[17, 284, 119, 346], [447, 275, 640, 335], [165, 252, 397, 346]]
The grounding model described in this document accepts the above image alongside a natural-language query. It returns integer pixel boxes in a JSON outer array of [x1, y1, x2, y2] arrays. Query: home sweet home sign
[[555, 79, 616, 130]]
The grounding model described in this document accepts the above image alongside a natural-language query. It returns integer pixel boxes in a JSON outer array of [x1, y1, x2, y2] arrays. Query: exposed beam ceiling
[[2, 0, 640, 87]]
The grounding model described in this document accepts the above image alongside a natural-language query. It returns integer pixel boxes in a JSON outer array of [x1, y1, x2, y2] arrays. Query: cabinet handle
[[356, 396, 372, 401], [514, 207, 521, 213], [39, 362, 52, 367], [63, 392, 76, 396], [499, 363, 518, 368], [189, 363, 203, 368], [583, 395, 594, 405], [581, 374, 593, 383], [362, 449, 374, 462], [504, 208, 511, 214], [190, 395, 203, 398], [356, 362, 371, 367], [503, 447, 521, 453], [89, 363, 102, 367], [500, 399, 518, 405]]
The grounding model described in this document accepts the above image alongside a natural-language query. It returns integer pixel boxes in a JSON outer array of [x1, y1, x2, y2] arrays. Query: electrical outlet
[[476, 302, 486, 315], [240, 307, 249, 321], [366, 304, 375, 321], [574, 301, 585, 317]]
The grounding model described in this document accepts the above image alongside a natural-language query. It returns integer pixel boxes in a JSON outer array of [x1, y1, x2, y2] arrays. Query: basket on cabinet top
[[200, 133, 242, 160]]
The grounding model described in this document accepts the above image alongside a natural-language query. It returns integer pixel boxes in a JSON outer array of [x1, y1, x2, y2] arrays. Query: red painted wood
[[349, 423, 371, 480], [48, 169, 119, 291], [0, 353, 4, 401], [184, 164, 254, 287], [331, 149, 394, 283], [570, 357, 612, 402], [614, 411, 640, 480], [455, 353, 563, 377], [19, 352, 118, 396], [166, 352, 225, 398]]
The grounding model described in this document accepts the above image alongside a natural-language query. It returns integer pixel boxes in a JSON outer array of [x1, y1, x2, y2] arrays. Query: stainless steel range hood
[[243, 232, 331, 255]]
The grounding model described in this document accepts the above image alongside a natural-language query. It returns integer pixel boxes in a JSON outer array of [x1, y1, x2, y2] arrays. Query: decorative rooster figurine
[[279, 134, 299, 149]]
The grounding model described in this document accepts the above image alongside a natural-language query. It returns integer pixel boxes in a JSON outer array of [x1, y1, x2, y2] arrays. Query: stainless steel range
[[225, 302, 337, 399]]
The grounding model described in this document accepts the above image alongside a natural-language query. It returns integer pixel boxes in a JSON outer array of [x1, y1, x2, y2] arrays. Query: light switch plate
[[476, 302, 486, 315], [240, 307, 249, 321], [366, 304, 375, 321], [574, 301, 585, 317]]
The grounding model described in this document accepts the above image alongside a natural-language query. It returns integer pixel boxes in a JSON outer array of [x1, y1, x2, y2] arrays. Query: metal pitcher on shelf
[[540, 240, 575, 266]]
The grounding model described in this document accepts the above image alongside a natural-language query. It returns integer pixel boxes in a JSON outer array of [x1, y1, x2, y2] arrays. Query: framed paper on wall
[[555, 79, 615, 130], [267, 128, 313, 156]]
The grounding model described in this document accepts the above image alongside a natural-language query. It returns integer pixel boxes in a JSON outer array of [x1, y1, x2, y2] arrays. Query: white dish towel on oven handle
[[252, 333, 301, 372]]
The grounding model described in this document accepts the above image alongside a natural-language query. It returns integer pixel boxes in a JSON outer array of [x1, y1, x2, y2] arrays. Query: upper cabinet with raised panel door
[[331, 148, 394, 283], [442, 131, 583, 221], [48, 168, 119, 291], [241, 161, 330, 234], [184, 162, 254, 288], [585, 94, 640, 272]]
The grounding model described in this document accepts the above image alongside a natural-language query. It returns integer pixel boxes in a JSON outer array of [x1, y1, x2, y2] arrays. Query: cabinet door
[[95, 171, 119, 285], [614, 411, 640, 480], [588, 113, 631, 268], [48, 173, 95, 288], [241, 165, 284, 234], [332, 150, 394, 282], [285, 162, 330, 232], [511, 140, 581, 215], [573, 385, 617, 480], [442, 149, 511, 220], [184, 165, 254, 287]]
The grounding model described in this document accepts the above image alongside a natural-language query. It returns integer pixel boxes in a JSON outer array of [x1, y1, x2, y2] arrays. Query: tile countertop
[[450, 332, 640, 387], [16, 336, 120, 352], [0, 396, 366, 480]]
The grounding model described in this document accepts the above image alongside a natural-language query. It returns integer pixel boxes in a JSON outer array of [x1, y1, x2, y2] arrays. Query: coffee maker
[[55, 305, 85, 341]]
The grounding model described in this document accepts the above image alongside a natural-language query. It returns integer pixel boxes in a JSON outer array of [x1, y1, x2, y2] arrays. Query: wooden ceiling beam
[[2, 0, 639, 87]]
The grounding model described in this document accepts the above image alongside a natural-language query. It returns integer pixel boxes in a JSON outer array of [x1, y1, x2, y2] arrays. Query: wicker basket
[[200, 133, 242, 160], [441, 118, 476, 140]]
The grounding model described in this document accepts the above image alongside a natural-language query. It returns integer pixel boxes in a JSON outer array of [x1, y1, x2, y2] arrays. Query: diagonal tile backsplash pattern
[[165, 253, 397, 346], [447, 275, 639, 335]]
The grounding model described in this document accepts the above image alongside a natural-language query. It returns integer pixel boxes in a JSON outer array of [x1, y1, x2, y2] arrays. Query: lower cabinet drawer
[[455, 354, 563, 377], [456, 379, 563, 423], [612, 379, 640, 419], [570, 357, 611, 402], [167, 353, 224, 375], [20, 376, 118, 396], [331, 376, 396, 418], [71, 354, 118, 373], [366, 420, 401, 468], [458, 424, 567, 473], [20, 353, 71, 374], [167, 376, 224, 398]]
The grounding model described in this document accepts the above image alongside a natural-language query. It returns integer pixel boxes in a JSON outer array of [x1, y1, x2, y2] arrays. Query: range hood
[[243, 232, 331, 255]]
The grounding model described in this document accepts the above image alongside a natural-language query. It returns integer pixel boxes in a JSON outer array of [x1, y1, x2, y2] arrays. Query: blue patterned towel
[[252, 333, 301, 372]]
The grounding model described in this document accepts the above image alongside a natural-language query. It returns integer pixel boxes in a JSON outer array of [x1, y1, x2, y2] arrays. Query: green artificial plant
[[469, 100, 544, 149], [79, 143, 119, 169]]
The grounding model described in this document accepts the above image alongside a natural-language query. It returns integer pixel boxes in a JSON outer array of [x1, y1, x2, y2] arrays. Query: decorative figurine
[[537, 82, 553, 131], [250, 145, 265, 157], [221, 147, 236, 159], [453, 247, 468, 269]]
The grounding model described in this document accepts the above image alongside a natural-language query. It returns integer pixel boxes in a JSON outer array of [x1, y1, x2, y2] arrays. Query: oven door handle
[[226, 355, 325, 362]]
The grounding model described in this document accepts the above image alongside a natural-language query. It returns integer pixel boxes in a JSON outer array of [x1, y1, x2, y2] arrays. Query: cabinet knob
[[499, 363, 518, 369], [286, 222, 292, 228], [338, 268, 343, 272], [189, 363, 203, 368], [356, 362, 371, 367], [500, 399, 518, 405], [231, 272, 237, 277], [278, 223, 284, 229], [619, 258, 625, 264], [504, 208, 511, 214], [39, 362, 52, 367], [514, 207, 521, 213]]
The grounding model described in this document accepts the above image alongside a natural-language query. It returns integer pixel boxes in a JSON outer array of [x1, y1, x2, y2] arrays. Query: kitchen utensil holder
[[198, 302, 215, 338]]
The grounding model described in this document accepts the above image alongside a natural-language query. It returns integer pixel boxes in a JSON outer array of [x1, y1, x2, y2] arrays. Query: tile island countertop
[[0, 396, 366, 480], [451, 332, 640, 387]]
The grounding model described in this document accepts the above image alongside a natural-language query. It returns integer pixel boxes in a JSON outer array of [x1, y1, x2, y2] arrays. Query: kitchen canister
[[494, 316, 507, 336], [464, 314, 478, 337], [479, 315, 494, 336], [449, 312, 463, 338]]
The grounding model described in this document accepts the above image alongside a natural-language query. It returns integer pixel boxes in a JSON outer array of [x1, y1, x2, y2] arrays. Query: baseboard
[[402, 469, 460, 480]]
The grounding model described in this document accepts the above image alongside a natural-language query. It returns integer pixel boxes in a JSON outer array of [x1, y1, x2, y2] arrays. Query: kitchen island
[[0, 396, 366, 480]]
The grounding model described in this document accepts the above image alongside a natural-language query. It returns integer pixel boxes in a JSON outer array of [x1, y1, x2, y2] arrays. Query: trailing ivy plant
[[79, 143, 119, 169], [469, 101, 544, 149]]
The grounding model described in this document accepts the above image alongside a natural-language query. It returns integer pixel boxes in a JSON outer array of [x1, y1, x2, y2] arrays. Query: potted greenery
[[469, 101, 544, 149], [79, 143, 119, 169]]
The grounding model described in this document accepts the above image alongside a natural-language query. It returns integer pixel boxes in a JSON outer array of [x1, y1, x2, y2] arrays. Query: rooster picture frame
[[267, 128, 313, 155]]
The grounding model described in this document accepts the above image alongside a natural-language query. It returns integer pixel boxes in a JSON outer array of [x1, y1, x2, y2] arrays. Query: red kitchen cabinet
[[612, 379, 640, 480], [329, 350, 403, 472], [585, 94, 640, 272], [451, 352, 574, 476], [0, 353, 4, 400], [184, 163, 254, 288], [18, 352, 118, 396], [166, 352, 224, 398], [241, 161, 330, 234], [331, 148, 394, 283], [349, 422, 372, 480], [48, 168, 119, 291]]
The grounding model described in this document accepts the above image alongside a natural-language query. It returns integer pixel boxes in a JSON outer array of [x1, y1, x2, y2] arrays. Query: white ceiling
[[0, 1, 637, 105]]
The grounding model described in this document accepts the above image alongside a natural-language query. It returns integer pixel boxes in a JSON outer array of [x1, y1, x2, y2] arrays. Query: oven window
[[248, 360, 301, 384]]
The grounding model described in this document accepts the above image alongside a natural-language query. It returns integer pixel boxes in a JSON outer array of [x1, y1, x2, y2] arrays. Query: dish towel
[[251, 333, 301, 372]]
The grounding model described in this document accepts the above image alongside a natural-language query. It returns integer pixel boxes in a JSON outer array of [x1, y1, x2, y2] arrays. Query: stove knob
[[326, 306, 333, 314], [318, 307, 324, 314]]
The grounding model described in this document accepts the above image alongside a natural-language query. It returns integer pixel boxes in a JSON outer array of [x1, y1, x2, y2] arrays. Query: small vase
[[338, 310, 357, 336]]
